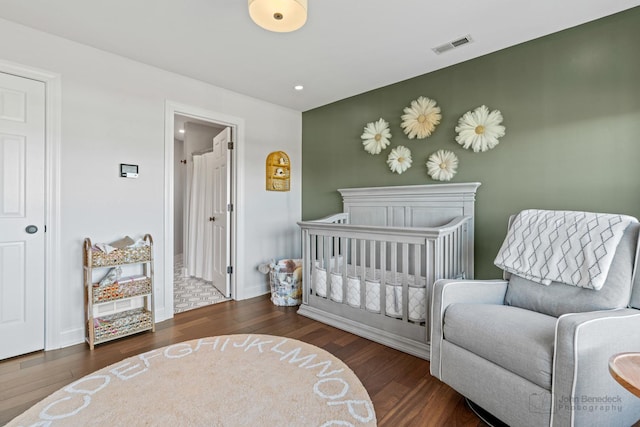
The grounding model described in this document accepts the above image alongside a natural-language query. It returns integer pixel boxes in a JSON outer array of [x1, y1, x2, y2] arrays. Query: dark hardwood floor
[[0, 295, 486, 426]]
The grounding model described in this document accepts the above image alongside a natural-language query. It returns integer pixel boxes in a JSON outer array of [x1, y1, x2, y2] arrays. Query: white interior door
[[211, 127, 231, 297], [0, 72, 46, 360]]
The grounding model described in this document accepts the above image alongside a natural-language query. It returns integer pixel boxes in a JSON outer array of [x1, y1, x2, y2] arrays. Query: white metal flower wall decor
[[400, 96, 441, 139], [426, 149, 459, 181], [455, 105, 506, 152], [361, 118, 392, 155], [387, 146, 412, 174]]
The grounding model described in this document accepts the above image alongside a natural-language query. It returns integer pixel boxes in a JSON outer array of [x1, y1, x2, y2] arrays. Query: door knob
[[209, 217, 215, 222], [25, 225, 38, 234]]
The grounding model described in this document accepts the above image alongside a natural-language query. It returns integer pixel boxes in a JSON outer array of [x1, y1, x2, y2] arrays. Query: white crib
[[297, 183, 480, 359]]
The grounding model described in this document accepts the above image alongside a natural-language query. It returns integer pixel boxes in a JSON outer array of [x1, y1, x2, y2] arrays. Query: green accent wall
[[302, 7, 640, 279]]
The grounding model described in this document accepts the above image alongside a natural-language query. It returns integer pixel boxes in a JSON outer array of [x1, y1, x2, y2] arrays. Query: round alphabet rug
[[7, 334, 376, 426]]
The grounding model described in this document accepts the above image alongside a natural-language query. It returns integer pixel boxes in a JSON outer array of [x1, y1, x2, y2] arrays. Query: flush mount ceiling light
[[249, 0, 307, 32]]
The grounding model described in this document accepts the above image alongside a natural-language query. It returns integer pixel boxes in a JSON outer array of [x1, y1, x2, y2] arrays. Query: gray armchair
[[430, 213, 640, 427]]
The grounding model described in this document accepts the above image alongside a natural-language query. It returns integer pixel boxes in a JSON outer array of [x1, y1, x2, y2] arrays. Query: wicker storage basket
[[92, 277, 152, 303], [93, 308, 152, 341], [91, 245, 151, 267]]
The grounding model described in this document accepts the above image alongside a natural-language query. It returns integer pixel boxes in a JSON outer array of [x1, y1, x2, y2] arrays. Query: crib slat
[[451, 231, 456, 277], [315, 233, 322, 298], [455, 227, 461, 276], [413, 242, 420, 291], [390, 241, 396, 284], [360, 239, 367, 310], [416, 242, 426, 325], [457, 226, 463, 277], [425, 239, 434, 289], [450, 232, 455, 276], [380, 240, 386, 314], [351, 238, 364, 308], [302, 229, 310, 303], [309, 232, 315, 298], [384, 242, 396, 317], [402, 242, 409, 323], [325, 235, 332, 296], [341, 236, 347, 304], [450, 229, 456, 277], [444, 233, 449, 277], [337, 236, 342, 272], [414, 242, 421, 278], [434, 237, 443, 281], [319, 236, 324, 274], [445, 233, 451, 278]]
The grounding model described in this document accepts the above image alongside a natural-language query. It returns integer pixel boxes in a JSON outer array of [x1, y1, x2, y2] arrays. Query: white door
[[211, 127, 231, 297], [0, 72, 46, 360]]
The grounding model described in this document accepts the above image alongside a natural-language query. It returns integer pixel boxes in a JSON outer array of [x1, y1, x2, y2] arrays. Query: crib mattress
[[312, 264, 426, 322]]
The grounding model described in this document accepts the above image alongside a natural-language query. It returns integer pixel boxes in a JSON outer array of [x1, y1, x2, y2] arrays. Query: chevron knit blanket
[[494, 210, 637, 290]]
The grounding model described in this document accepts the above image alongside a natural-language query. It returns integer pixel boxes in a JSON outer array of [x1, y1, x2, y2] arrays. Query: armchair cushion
[[443, 303, 556, 390], [504, 222, 639, 317]]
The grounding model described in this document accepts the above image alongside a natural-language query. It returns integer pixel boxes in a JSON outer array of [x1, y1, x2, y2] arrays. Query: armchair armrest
[[430, 279, 508, 378], [552, 308, 640, 427]]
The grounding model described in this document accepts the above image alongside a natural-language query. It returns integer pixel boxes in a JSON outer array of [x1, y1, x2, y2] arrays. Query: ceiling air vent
[[432, 35, 473, 55]]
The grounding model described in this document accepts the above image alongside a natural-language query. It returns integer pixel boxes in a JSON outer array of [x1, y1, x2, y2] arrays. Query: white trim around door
[[162, 101, 242, 321], [0, 59, 62, 351]]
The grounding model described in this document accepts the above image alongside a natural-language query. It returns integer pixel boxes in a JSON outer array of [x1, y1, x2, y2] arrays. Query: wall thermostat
[[120, 163, 139, 178]]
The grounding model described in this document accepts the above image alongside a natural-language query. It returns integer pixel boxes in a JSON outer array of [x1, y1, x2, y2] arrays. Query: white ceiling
[[0, 0, 638, 112]]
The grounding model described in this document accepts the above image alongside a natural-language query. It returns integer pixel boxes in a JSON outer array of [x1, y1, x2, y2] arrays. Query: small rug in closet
[[6, 334, 376, 426], [174, 256, 230, 313]]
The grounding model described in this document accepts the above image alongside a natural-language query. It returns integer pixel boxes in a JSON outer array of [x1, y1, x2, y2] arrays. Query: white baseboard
[[236, 282, 270, 300], [53, 327, 85, 350]]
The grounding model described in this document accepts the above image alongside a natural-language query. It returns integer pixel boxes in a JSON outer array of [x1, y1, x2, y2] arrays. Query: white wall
[[0, 18, 302, 348]]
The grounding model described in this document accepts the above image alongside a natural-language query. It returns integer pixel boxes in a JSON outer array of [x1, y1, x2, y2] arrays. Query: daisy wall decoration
[[426, 149, 459, 182], [400, 96, 441, 139], [361, 118, 391, 155], [387, 146, 412, 174], [455, 105, 506, 152]]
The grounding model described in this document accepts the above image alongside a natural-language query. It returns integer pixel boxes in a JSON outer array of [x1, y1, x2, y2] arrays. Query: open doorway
[[173, 115, 232, 313], [164, 101, 240, 318]]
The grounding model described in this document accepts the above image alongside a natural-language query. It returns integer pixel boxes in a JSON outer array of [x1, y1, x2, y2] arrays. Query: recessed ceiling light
[[179, 129, 185, 133], [294, 85, 304, 91]]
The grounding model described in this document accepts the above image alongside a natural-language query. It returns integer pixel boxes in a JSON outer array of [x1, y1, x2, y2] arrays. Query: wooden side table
[[609, 353, 640, 398]]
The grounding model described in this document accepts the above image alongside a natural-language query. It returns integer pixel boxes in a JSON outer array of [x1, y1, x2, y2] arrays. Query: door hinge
[[44, 225, 47, 232], [228, 141, 234, 150], [227, 266, 233, 274], [227, 203, 234, 212]]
